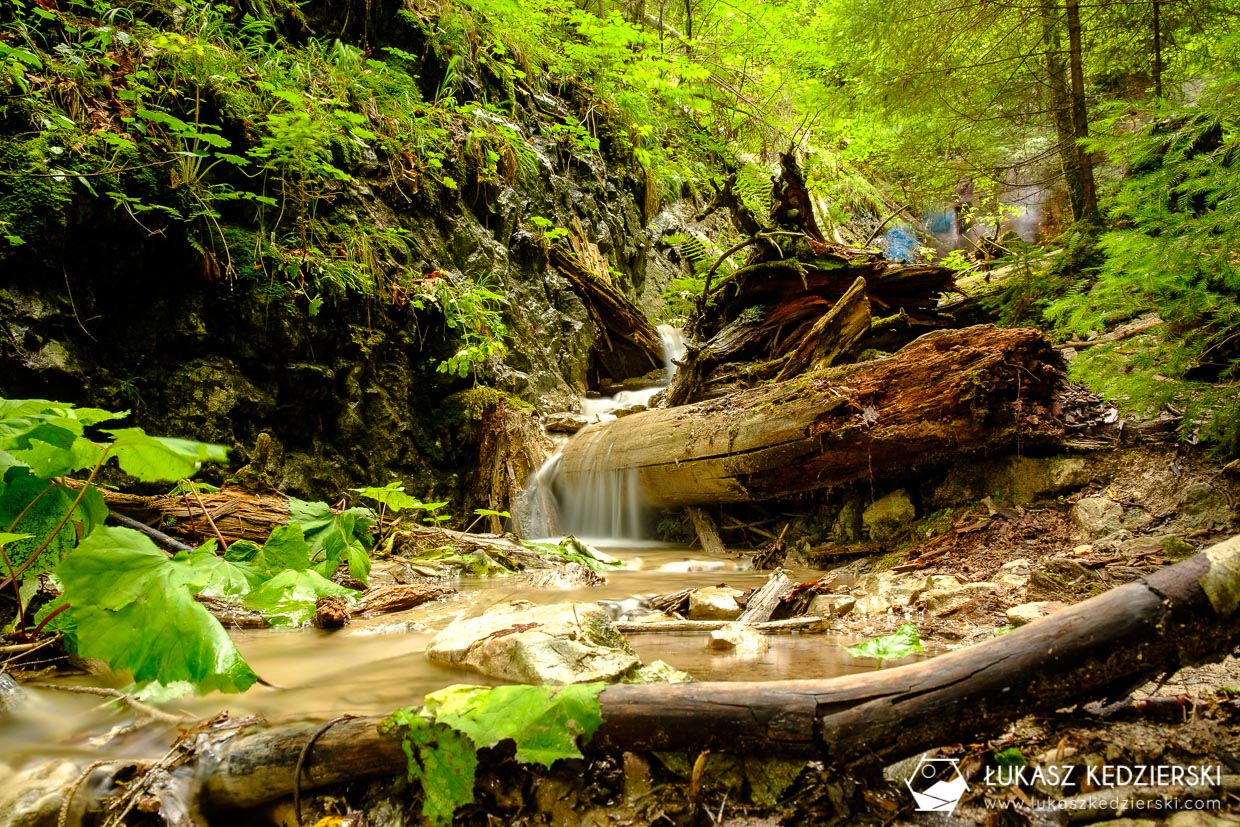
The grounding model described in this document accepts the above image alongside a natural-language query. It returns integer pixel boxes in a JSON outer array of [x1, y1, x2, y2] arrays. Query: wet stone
[[707, 622, 769, 654], [687, 586, 744, 620]]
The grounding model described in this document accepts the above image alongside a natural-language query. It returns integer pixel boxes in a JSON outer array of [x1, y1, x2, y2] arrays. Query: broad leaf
[[352, 482, 421, 512], [384, 710, 478, 827], [241, 568, 357, 627], [248, 524, 311, 577], [187, 546, 259, 598], [0, 472, 108, 581], [846, 622, 924, 662], [424, 683, 606, 767], [58, 527, 259, 693], [105, 428, 229, 481]]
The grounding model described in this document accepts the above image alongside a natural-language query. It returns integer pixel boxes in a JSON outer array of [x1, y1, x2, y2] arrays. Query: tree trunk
[[1043, 0, 1090, 224], [1065, 0, 1099, 221], [192, 535, 1240, 810], [555, 325, 1065, 508]]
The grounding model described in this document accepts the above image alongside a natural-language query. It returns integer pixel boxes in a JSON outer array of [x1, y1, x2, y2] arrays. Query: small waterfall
[[515, 325, 683, 542]]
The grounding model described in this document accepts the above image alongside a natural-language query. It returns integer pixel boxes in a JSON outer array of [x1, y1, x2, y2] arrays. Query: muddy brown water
[[1, 544, 887, 774]]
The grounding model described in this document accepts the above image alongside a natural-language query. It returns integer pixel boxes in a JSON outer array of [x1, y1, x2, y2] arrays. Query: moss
[[453, 386, 532, 422]]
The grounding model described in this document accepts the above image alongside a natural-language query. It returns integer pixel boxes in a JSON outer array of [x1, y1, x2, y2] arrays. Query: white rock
[[707, 622, 769, 653], [1005, 601, 1068, 626], [688, 586, 744, 620], [426, 600, 638, 684]]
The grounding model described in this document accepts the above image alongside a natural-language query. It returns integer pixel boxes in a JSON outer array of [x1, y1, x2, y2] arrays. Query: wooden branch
[[686, 507, 726, 556], [193, 535, 1240, 811], [774, 276, 870, 381]]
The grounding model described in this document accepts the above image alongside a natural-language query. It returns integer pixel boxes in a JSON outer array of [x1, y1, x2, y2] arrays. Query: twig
[[295, 715, 358, 826], [25, 682, 188, 725], [107, 511, 192, 554], [58, 760, 118, 827], [0, 635, 60, 656], [187, 483, 229, 551], [861, 203, 911, 248], [698, 230, 808, 305]]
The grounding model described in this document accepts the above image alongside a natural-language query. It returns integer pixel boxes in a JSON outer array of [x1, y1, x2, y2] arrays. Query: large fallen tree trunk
[[193, 535, 1240, 810], [553, 324, 1065, 508]]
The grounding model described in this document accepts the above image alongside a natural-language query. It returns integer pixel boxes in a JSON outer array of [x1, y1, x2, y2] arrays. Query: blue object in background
[[883, 224, 918, 263], [923, 208, 955, 236]]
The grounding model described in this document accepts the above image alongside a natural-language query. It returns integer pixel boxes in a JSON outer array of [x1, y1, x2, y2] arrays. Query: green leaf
[[424, 683, 606, 767], [248, 523, 311, 577], [188, 546, 259, 598], [58, 527, 259, 693], [352, 482, 422, 512], [105, 428, 229, 481], [383, 710, 478, 827], [241, 568, 357, 627], [0, 531, 32, 546], [0, 473, 106, 581], [845, 623, 924, 663], [994, 747, 1027, 767]]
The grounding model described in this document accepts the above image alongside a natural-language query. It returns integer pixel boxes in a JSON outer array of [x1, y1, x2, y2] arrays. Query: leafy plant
[[845, 622, 924, 667], [383, 683, 606, 826]]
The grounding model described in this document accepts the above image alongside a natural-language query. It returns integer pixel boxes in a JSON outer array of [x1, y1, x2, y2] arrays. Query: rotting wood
[[81, 482, 291, 545], [471, 397, 551, 527], [686, 507, 727, 557], [547, 245, 664, 382], [774, 275, 870, 381], [187, 535, 1240, 810], [557, 325, 1066, 509], [736, 570, 794, 623]]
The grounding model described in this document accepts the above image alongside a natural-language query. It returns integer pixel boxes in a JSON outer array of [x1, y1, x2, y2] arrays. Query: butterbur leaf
[[58, 526, 260, 693], [241, 569, 357, 627], [0, 474, 108, 581], [385, 711, 478, 827], [352, 482, 421, 512], [249, 524, 311, 576], [224, 539, 261, 562], [846, 622, 924, 662], [105, 428, 229, 481], [425, 683, 606, 767], [189, 547, 259, 598]]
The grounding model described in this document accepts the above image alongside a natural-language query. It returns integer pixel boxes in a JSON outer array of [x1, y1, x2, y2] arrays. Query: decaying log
[[548, 245, 664, 382], [192, 535, 1240, 810], [774, 275, 870, 381], [470, 396, 551, 528], [93, 484, 291, 545], [686, 507, 726, 556], [555, 325, 1065, 509], [737, 570, 794, 623]]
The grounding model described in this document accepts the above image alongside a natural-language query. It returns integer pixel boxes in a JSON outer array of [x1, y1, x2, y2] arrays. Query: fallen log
[[191, 535, 1240, 810], [553, 325, 1065, 509]]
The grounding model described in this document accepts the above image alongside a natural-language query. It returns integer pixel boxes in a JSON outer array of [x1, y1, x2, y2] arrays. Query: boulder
[[922, 581, 1000, 613], [687, 586, 744, 620], [426, 600, 639, 684], [862, 490, 916, 544], [807, 594, 856, 618], [1070, 497, 1124, 538], [707, 623, 769, 653]]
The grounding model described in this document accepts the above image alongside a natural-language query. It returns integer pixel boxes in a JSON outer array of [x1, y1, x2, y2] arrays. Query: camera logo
[[905, 756, 968, 814]]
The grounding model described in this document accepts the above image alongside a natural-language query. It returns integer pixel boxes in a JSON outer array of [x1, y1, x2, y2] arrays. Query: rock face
[[0, 47, 679, 507], [425, 601, 639, 684], [1070, 497, 1125, 538]]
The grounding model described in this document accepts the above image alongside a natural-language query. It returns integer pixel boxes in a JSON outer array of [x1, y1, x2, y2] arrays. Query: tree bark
[[192, 535, 1240, 810], [1064, 0, 1099, 221], [555, 325, 1065, 508], [548, 245, 665, 382]]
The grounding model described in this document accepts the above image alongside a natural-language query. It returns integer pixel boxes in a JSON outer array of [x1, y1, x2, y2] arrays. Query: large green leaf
[[0, 472, 107, 581], [309, 510, 371, 585], [0, 400, 122, 480], [247, 523, 311, 577], [241, 568, 357, 627], [424, 683, 606, 767], [846, 622, 924, 663], [57, 526, 259, 693], [185, 545, 259, 598], [384, 709, 478, 827], [104, 428, 229, 482]]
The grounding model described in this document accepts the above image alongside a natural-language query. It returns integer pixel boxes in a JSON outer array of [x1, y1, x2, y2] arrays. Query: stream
[[1, 544, 883, 776]]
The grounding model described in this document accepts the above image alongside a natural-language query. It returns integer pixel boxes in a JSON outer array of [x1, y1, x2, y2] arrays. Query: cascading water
[[516, 325, 684, 542]]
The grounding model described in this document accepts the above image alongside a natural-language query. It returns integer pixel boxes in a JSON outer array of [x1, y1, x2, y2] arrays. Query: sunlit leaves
[[58, 527, 260, 693]]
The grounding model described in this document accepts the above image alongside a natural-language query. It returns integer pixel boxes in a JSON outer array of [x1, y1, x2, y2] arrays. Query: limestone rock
[[862, 490, 916, 544], [707, 623, 769, 653], [922, 581, 999, 613], [853, 594, 892, 616], [544, 412, 591, 434], [994, 559, 1032, 593], [1070, 497, 1124, 538], [1005, 601, 1067, 626], [688, 586, 744, 620], [1177, 481, 1233, 531], [807, 594, 856, 618], [932, 456, 1092, 507], [426, 600, 638, 684]]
